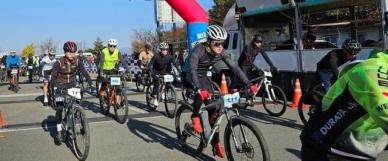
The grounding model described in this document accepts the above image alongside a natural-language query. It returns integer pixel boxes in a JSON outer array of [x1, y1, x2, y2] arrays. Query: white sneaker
[[153, 99, 159, 106], [161, 93, 165, 100]]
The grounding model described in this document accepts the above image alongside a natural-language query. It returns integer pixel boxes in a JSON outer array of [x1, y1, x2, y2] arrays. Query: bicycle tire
[[99, 90, 110, 115], [145, 85, 158, 111], [14, 75, 19, 93], [298, 95, 310, 125], [175, 103, 204, 156], [262, 85, 287, 117], [95, 78, 101, 98], [224, 117, 271, 161], [72, 105, 90, 161], [135, 75, 145, 92], [114, 84, 129, 124], [164, 85, 177, 118]]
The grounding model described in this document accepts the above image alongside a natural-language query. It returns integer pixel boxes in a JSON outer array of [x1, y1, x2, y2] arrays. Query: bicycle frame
[[249, 70, 278, 102], [101, 74, 125, 105]]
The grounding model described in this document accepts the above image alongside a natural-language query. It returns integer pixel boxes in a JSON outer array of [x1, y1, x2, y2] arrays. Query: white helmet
[[159, 42, 169, 49], [108, 38, 118, 46], [207, 25, 228, 41]]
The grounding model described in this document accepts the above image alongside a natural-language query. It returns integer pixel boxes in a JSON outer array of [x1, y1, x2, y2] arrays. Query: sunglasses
[[109, 45, 116, 48], [211, 41, 225, 47], [49, 54, 55, 57]]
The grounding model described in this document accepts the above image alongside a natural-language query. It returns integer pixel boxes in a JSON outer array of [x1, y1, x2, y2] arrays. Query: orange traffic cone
[[220, 73, 228, 95], [291, 78, 302, 109], [0, 111, 5, 127]]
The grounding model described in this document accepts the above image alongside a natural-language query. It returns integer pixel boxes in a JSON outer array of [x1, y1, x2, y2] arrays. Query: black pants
[[54, 83, 76, 124]]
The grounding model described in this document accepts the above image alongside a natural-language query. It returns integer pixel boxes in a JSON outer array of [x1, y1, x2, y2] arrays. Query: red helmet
[[63, 41, 77, 53]]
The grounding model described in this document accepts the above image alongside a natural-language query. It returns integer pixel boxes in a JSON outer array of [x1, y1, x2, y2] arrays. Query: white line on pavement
[[0, 93, 42, 98]]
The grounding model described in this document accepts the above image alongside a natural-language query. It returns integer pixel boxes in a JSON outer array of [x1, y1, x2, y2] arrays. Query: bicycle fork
[[226, 109, 250, 153], [264, 79, 277, 101]]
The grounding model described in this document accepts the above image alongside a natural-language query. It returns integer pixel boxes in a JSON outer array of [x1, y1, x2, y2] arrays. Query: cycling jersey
[[238, 44, 275, 69], [301, 52, 388, 160], [40, 56, 57, 71], [51, 57, 92, 87], [5, 55, 21, 68], [148, 53, 179, 75], [186, 43, 249, 90]]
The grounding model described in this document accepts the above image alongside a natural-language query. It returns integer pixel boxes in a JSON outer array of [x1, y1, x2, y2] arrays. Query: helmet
[[159, 42, 169, 49], [207, 25, 228, 41], [342, 39, 361, 54], [252, 34, 263, 43], [63, 41, 77, 53], [108, 38, 118, 46], [145, 44, 152, 50]]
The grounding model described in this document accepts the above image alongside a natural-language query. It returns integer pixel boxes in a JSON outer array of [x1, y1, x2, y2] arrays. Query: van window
[[223, 34, 230, 49], [232, 33, 238, 49]]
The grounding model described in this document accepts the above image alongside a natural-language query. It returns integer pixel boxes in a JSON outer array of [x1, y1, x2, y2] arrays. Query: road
[[0, 78, 387, 161]]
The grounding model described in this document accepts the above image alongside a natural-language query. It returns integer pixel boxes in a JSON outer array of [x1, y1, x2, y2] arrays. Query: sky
[[0, 0, 214, 54]]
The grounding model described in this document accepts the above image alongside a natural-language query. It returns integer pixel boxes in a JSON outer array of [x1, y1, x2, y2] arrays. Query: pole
[[293, 0, 303, 73], [381, 0, 388, 49]]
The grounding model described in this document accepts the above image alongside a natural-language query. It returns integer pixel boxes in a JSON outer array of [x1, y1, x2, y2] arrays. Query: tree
[[22, 43, 36, 58], [39, 38, 57, 54], [130, 29, 158, 53], [93, 37, 105, 54], [208, 0, 235, 25]]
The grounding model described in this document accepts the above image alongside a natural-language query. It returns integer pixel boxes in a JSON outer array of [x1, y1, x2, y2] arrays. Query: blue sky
[[0, 0, 214, 54]]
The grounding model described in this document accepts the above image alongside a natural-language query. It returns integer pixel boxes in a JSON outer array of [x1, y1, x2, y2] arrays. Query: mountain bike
[[99, 72, 129, 124], [175, 88, 271, 161], [146, 73, 177, 118], [239, 69, 287, 117], [54, 87, 90, 161], [9, 67, 20, 93], [298, 83, 325, 125]]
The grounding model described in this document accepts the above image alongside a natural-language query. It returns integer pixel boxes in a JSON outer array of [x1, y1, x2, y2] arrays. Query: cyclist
[[25, 55, 39, 83], [316, 39, 361, 91], [5, 50, 21, 89], [182, 25, 257, 158], [147, 42, 181, 106], [97, 38, 128, 107], [50, 41, 93, 144], [237, 34, 278, 80], [300, 51, 388, 161], [40, 52, 57, 106], [138, 43, 154, 69]]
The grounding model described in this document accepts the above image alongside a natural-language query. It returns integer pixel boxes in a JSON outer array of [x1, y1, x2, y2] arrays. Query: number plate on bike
[[11, 69, 18, 74], [223, 92, 240, 108], [67, 88, 82, 99], [110, 77, 121, 85], [163, 75, 174, 83], [264, 71, 272, 77], [55, 96, 64, 102], [28, 66, 33, 69]]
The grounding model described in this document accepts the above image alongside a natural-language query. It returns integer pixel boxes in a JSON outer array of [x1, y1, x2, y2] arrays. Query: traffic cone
[[220, 73, 228, 95], [291, 78, 302, 109], [0, 111, 5, 128]]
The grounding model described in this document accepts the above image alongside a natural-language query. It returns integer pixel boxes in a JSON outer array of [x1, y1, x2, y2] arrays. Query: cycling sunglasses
[[109, 45, 117, 48], [211, 41, 225, 47]]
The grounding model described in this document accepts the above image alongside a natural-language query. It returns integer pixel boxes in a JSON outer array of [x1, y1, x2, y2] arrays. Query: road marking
[[0, 93, 42, 98], [128, 106, 148, 113]]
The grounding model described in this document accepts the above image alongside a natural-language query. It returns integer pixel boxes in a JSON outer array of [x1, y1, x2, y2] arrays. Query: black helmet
[[145, 44, 152, 50], [342, 39, 361, 54], [252, 35, 263, 43]]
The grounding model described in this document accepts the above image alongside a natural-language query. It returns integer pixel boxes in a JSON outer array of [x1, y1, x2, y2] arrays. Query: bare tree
[[39, 38, 58, 54], [131, 29, 158, 52]]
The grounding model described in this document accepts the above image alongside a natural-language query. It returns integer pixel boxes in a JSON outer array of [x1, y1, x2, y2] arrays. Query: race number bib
[[206, 71, 212, 77], [110, 77, 121, 86], [264, 71, 272, 77], [28, 66, 33, 69], [67, 88, 82, 99], [163, 75, 174, 83], [223, 92, 240, 108], [11, 69, 18, 74]]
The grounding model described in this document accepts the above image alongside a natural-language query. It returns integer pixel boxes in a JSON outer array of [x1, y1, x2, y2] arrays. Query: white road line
[[128, 105, 148, 114], [0, 93, 42, 98]]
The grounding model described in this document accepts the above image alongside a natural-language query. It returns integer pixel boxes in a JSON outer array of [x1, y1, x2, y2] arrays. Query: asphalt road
[[0, 78, 387, 161]]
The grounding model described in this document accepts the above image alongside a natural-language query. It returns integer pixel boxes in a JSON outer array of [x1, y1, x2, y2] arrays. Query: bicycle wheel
[[164, 85, 177, 118], [99, 89, 109, 115], [95, 78, 101, 98], [14, 75, 19, 93], [210, 81, 221, 101], [114, 85, 129, 124], [298, 95, 311, 125], [262, 85, 287, 117], [72, 105, 90, 161], [135, 75, 145, 92], [145, 85, 158, 111], [175, 103, 204, 156], [224, 117, 270, 161]]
